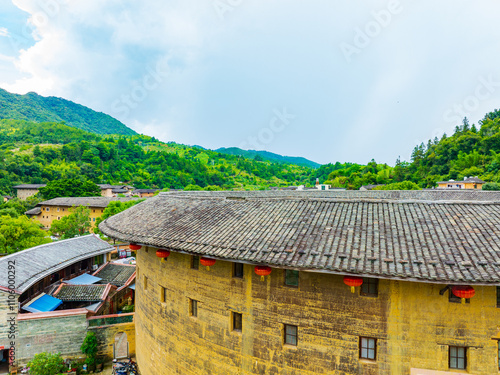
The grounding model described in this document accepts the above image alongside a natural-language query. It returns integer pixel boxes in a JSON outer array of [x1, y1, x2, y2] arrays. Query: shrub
[[27, 352, 66, 375], [482, 182, 500, 191], [81, 331, 98, 367]]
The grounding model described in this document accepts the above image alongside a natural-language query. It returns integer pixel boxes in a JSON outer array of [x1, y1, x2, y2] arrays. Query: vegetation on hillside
[[0, 88, 136, 135], [0, 119, 315, 196], [216, 147, 320, 168]]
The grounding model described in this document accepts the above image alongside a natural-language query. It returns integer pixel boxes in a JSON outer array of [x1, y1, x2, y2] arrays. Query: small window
[[62, 209, 65, 212], [92, 217, 95, 222], [57, 217, 60, 220], [191, 256, 199, 270], [360, 278, 379, 297], [496, 286, 500, 308], [57, 208, 60, 212], [284, 270, 299, 287], [359, 337, 376, 360], [233, 263, 244, 278], [190, 299, 198, 317], [449, 346, 466, 369], [143, 276, 148, 291], [498, 341, 500, 370], [284, 324, 298, 346], [232, 312, 242, 332], [449, 290, 470, 304], [160, 286, 167, 303], [46, 207, 49, 211]]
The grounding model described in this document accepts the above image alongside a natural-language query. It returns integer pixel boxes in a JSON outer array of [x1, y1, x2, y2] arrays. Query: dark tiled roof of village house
[[53, 283, 109, 301], [13, 184, 46, 189], [0, 235, 114, 293], [38, 196, 142, 208], [99, 190, 500, 285], [94, 263, 136, 286]]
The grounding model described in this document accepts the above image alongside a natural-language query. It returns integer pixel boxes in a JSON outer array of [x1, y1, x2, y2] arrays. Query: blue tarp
[[129, 283, 136, 290], [22, 294, 62, 313], [66, 273, 102, 285]]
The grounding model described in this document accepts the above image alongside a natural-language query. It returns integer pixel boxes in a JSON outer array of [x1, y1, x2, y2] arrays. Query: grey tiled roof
[[38, 196, 142, 208], [0, 235, 114, 293], [100, 190, 500, 285], [53, 284, 108, 301], [25, 207, 41, 215], [13, 184, 46, 189], [134, 189, 158, 193], [94, 263, 136, 286]]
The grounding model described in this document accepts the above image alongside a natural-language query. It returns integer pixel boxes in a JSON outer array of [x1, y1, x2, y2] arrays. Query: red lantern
[[451, 285, 475, 304], [200, 257, 216, 270], [343, 276, 363, 293], [254, 266, 272, 281], [156, 249, 170, 263], [129, 244, 141, 250]]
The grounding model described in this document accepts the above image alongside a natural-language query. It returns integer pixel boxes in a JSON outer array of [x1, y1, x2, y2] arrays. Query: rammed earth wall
[[135, 248, 500, 375]]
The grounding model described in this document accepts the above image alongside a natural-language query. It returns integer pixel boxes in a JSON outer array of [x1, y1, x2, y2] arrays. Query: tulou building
[[99, 190, 500, 375]]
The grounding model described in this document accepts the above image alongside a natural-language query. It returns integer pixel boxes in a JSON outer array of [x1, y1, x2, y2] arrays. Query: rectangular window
[[190, 299, 198, 317], [284, 324, 298, 346], [449, 346, 466, 369], [497, 286, 500, 308], [449, 290, 470, 304], [143, 276, 148, 291], [232, 312, 242, 332], [359, 337, 377, 360], [191, 256, 199, 270], [57, 208, 60, 212], [160, 286, 167, 303], [233, 263, 244, 278], [92, 217, 96, 222], [284, 270, 299, 287], [360, 278, 379, 297]]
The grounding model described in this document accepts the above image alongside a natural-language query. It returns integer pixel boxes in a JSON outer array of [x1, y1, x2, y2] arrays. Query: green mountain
[[216, 147, 320, 168], [0, 88, 136, 136], [0, 119, 316, 195]]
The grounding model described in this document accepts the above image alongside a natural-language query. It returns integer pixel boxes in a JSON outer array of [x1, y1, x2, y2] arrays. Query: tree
[[81, 331, 98, 367], [482, 182, 500, 191], [94, 199, 144, 235], [0, 215, 51, 254], [50, 206, 91, 239], [27, 352, 66, 375], [39, 178, 101, 200]]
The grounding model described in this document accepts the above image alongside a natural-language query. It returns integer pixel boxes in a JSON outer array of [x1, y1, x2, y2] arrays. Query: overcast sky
[[1, 1, 500, 165]]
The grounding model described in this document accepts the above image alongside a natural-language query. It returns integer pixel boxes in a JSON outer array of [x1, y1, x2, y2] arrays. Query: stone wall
[[135, 247, 500, 375], [89, 318, 135, 360], [15, 310, 88, 365]]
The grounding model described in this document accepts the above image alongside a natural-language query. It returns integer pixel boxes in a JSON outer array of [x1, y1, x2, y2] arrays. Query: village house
[[100, 189, 500, 375], [0, 235, 136, 372], [132, 189, 158, 198], [437, 176, 486, 189], [12, 184, 46, 200], [97, 184, 135, 197], [25, 196, 141, 229]]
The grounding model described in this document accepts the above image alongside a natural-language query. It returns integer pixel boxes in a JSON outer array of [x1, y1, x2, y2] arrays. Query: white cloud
[[0, 27, 8, 37]]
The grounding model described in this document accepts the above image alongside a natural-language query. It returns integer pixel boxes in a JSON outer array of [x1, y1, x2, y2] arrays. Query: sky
[[1, 0, 500, 165]]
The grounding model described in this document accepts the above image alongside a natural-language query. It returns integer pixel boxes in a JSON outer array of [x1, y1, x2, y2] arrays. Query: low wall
[[88, 313, 135, 360], [16, 309, 88, 365]]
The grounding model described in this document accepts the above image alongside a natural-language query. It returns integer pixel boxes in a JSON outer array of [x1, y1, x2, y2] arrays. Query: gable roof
[[37, 196, 141, 208], [0, 235, 114, 294], [52, 283, 111, 302], [93, 263, 136, 286], [100, 190, 500, 285]]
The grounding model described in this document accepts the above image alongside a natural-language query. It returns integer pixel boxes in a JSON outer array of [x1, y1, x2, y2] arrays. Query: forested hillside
[[216, 147, 320, 168], [0, 119, 315, 195], [0, 88, 136, 136]]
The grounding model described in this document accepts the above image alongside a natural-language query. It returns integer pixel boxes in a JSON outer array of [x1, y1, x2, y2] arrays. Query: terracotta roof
[[0, 235, 114, 293], [52, 283, 110, 302], [100, 190, 500, 285], [37, 196, 142, 208], [94, 263, 136, 286]]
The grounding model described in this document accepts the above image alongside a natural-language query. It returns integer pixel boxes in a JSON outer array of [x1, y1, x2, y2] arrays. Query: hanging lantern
[[343, 276, 363, 293], [254, 266, 272, 281], [156, 249, 170, 263], [200, 257, 216, 270], [129, 244, 141, 250], [451, 285, 475, 304]]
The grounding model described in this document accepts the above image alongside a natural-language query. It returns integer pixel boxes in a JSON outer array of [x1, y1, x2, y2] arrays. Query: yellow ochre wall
[[437, 182, 483, 189], [135, 247, 500, 375], [36, 205, 104, 229]]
